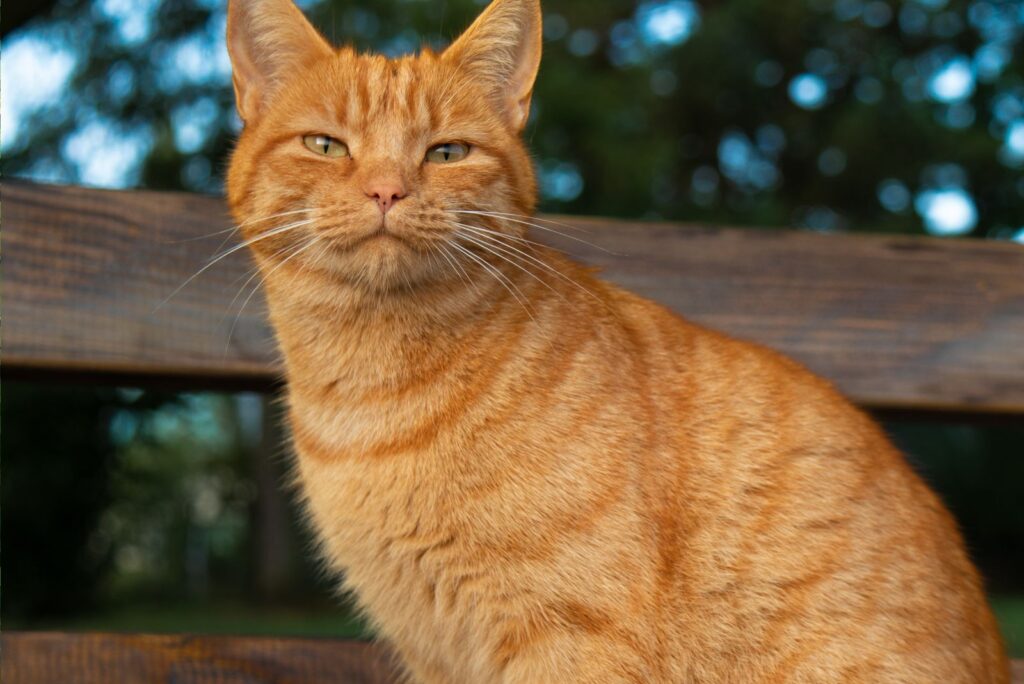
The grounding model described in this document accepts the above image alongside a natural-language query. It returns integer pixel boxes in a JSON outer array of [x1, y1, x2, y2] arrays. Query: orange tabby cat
[[224, 0, 1008, 680]]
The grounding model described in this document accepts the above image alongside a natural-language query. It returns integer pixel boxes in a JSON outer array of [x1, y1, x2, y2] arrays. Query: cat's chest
[[296, 450, 496, 674], [292, 421, 477, 576], [286, 370, 513, 538]]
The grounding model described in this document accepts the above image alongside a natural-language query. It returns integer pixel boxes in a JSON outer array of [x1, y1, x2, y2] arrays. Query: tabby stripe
[[292, 293, 535, 461]]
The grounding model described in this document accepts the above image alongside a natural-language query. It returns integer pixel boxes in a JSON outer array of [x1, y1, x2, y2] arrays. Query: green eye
[[426, 142, 469, 164], [303, 134, 349, 158]]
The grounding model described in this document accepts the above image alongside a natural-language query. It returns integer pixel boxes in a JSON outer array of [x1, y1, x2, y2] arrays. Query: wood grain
[[1, 632, 1020, 683], [4, 180, 1024, 413], [0, 632, 401, 684]]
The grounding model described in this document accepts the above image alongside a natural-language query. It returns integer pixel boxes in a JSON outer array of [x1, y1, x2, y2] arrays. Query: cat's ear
[[226, 0, 334, 122], [443, 0, 543, 132]]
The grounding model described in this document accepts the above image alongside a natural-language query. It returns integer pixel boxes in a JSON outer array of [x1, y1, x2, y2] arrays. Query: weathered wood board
[[1, 632, 1020, 683], [0, 632, 401, 684], [5, 181, 1024, 414]]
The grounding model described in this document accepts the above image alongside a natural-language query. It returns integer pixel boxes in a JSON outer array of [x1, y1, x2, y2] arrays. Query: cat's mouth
[[355, 225, 406, 246], [319, 220, 412, 253]]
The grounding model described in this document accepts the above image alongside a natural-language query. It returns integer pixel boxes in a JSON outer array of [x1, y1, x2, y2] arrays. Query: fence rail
[[1, 632, 1021, 683], [5, 180, 1024, 414], [0, 632, 400, 684]]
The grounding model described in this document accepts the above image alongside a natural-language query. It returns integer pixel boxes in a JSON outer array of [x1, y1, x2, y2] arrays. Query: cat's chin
[[350, 229, 411, 251], [318, 236, 442, 294], [317, 215, 442, 253]]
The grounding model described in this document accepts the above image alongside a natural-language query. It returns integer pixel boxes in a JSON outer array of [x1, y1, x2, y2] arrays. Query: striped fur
[[225, 0, 1008, 681]]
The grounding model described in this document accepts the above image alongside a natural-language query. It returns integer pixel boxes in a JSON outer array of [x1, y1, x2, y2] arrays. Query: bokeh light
[[1001, 120, 1024, 166], [877, 179, 912, 213], [818, 147, 847, 176], [928, 56, 975, 103], [915, 188, 979, 235], [539, 161, 584, 202], [636, 0, 701, 47], [568, 28, 599, 57], [62, 119, 153, 188], [0, 36, 77, 149], [98, 0, 160, 46], [788, 73, 828, 109]]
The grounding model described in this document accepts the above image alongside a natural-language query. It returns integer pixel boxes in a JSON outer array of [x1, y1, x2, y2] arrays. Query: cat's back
[[602, 285, 1008, 682]]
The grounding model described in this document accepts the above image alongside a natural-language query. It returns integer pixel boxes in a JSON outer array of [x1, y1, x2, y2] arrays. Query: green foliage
[[887, 421, 1024, 591], [97, 394, 252, 600], [2, 388, 334, 622], [991, 595, 1024, 659], [4, 0, 1022, 236], [12, 600, 372, 640], [2, 384, 124, 616]]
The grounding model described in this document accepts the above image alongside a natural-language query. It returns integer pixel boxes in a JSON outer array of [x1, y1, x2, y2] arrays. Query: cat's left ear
[[443, 0, 543, 132], [227, 0, 334, 123]]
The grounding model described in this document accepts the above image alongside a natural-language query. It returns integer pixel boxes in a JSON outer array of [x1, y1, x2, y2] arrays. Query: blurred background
[[2, 0, 1023, 655]]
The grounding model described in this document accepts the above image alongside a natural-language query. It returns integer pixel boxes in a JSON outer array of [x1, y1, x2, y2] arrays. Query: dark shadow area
[[3, 382, 1022, 653]]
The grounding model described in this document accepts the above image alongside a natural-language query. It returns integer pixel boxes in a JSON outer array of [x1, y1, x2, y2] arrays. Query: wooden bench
[[4, 180, 1023, 681]]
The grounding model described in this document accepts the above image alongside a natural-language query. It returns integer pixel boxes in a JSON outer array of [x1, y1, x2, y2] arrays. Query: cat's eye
[[426, 142, 469, 164], [303, 134, 349, 158]]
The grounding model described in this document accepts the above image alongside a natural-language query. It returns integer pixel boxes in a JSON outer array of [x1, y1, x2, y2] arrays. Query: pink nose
[[365, 183, 407, 215]]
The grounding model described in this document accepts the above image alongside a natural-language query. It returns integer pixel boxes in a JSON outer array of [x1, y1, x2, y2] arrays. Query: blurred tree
[[887, 421, 1024, 591], [1, 0, 60, 36], [3, 0, 1022, 237], [1, 385, 156, 616]]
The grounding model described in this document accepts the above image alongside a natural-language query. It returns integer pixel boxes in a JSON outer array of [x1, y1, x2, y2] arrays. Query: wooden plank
[[3, 181, 276, 388], [4, 180, 1023, 414], [0, 632, 1020, 683], [553, 217, 1024, 416], [0, 632, 401, 684]]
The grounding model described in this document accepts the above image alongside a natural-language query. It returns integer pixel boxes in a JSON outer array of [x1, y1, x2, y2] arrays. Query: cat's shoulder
[[606, 283, 873, 427]]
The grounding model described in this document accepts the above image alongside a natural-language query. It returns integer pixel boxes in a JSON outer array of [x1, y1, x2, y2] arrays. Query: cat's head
[[225, 0, 542, 292]]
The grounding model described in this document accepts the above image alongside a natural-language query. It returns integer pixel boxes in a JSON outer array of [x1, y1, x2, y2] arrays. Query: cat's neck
[[263, 259, 545, 397]]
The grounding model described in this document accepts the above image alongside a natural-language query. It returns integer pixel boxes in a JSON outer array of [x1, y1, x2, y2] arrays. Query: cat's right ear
[[443, 0, 543, 132], [226, 0, 333, 123]]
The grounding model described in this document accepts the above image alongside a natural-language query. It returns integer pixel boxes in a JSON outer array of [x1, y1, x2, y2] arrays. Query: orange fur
[[224, 0, 1008, 680]]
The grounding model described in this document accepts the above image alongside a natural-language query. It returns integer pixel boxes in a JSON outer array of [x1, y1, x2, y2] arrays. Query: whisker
[[454, 242, 532, 316], [450, 221, 571, 255], [224, 236, 321, 357], [445, 244, 472, 284], [455, 230, 566, 303], [434, 243, 470, 289], [154, 217, 316, 312], [439, 243, 482, 298], [289, 237, 333, 296], [449, 242, 534, 320], [451, 210, 620, 255], [225, 235, 316, 319], [214, 217, 319, 260], [207, 209, 316, 258], [228, 262, 262, 290], [454, 209, 592, 233], [455, 223, 600, 302], [168, 208, 313, 244], [401, 251, 414, 292]]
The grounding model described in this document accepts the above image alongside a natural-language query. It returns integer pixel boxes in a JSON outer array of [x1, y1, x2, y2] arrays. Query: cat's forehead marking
[[337, 53, 434, 156]]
